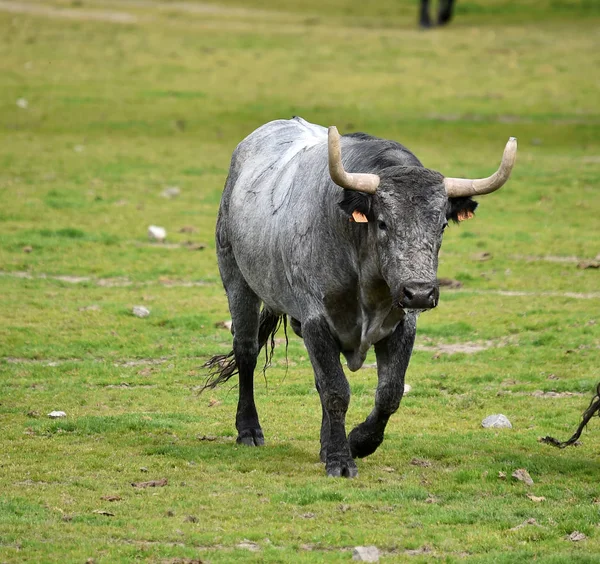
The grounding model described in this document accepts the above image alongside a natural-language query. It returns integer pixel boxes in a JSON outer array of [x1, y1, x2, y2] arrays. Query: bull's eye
[[378, 221, 387, 231]]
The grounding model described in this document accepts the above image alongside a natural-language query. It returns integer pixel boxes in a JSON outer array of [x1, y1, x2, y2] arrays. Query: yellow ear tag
[[351, 210, 369, 223], [457, 210, 474, 222]]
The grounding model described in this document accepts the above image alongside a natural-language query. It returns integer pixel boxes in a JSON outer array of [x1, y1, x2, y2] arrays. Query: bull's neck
[[353, 224, 393, 311]]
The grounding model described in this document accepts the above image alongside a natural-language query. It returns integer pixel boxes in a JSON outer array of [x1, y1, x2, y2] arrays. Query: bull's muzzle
[[398, 282, 439, 310]]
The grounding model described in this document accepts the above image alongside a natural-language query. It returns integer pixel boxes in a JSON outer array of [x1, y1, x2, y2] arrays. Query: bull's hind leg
[[348, 314, 417, 459], [218, 252, 264, 446], [303, 317, 357, 478]]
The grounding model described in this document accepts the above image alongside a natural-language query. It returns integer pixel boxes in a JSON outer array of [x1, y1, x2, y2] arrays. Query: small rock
[[472, 251, 492, 261], [161, 186, 181, 199], [526, 494, 545, 502], [512, 468, 534, 486], [100, 495, 122, 502], [482, 414, 512, 429], [140, 467, 148, 473], [404, 383, 411, 394], [23, 245, 33, 253], [237, 540, 260, 552], [498, 471, 506, 480], [179, 225, 197, 233], [184, 515, 198, 523], [147, 225, 167, 242], [352, 546, 380, 562], [131, 478, 168, 488], [48, 411, 67, 419], [92, 510, 114, 516], [567, 531, 586, 542], [301, 512, 315, 519], [437, 277, 462, 289], [510, 518, 538, 531], [132, 306, 150, 318], [215, 320, 233, 331], [27, 411, 40, 418], [184, 242, 206, 251], [410, 458, 431, 467], [16, 98, 28, 109]]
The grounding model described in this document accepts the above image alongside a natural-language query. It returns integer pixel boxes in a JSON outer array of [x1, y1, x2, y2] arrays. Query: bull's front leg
[[348, 313, 417, 459], [303, 317, 357, 478]]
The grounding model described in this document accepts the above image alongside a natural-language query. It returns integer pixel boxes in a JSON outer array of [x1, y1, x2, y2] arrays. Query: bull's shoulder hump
[[239, 117, 327, 151]]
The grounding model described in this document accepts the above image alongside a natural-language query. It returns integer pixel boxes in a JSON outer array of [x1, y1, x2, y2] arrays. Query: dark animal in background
[[420, 0, 456, 28], [205, 117, 516, 478]]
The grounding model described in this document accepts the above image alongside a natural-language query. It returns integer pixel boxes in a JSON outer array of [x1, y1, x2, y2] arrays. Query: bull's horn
[[328, 126, 380, 194], [444, 137, 517, 197]]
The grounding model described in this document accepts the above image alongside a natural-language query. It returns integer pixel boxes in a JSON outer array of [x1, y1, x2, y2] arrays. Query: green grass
[[0, 0, 599, 562]]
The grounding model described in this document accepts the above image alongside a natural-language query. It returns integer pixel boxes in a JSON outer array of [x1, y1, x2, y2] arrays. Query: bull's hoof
[[348, 425, 384, 459], [236, 428, 265, 446], [325, 455, 358, 479]]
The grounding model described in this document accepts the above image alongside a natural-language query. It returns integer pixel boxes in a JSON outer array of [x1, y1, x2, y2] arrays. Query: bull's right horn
[[328, 126, 380, 195], [444, 137, 517, 197]]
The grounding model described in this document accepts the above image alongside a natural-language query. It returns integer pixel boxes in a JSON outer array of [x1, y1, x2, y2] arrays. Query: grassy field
[[1, 0, 599, 562]]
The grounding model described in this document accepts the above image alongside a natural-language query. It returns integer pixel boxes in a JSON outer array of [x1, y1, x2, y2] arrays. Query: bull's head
[[328, 126, 517, 311]]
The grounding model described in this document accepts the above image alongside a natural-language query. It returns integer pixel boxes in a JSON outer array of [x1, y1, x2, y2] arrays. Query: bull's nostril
[[403, 288, 414, 301]]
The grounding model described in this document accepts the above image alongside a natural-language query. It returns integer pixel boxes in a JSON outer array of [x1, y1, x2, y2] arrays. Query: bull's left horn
[[328, 126, 380, 194], [444, 137, 517, 197]]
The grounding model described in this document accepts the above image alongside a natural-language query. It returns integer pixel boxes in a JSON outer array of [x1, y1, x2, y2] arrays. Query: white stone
[[16, 98, 28, 109], [482, 414, 512, 429], [48, 411, 67, 418], [132, 306, 150, 318], [148, 225, 167, 242], [352, 546, 379, 562], [404, 384, 411, 394], [161, 186, 181, 198]]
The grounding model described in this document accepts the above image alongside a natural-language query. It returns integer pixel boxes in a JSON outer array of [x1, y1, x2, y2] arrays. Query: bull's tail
[[541, 382, 600, 448], [201, 308, 287, 392]]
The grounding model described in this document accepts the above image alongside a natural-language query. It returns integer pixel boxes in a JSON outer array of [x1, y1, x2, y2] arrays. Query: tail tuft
[[200, 308, 287, 393], [541, 382, 600, 448]]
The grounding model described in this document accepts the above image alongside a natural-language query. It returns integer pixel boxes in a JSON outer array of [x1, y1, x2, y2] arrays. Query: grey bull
[[205, 117, 517, 478]]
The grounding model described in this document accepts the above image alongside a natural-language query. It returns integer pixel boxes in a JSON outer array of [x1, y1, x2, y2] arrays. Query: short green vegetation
[[0, 1, 598, 562]]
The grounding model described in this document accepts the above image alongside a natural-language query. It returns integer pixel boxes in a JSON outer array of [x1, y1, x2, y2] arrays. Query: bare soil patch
[[0, 0, 138, 23]]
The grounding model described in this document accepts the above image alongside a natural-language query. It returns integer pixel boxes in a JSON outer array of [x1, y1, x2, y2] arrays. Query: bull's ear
[[447, 197, 478, 223], [339, 190, 373, 222]]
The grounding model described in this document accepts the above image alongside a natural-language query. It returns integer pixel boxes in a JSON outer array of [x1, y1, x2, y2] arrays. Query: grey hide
[[213, 117, 480, 478]]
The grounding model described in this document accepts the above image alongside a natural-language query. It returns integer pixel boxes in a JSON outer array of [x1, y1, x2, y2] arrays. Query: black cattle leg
[[419, 0, 432, 28], [438, 0, 455, 25], [218, 248, 264, 446], [348, 314, 416, 459], [303, 317, 357, 478]]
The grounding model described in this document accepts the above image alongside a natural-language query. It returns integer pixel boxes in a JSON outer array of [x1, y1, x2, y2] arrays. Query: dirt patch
[[0, 0, 138, 24], [96, 0, 286, 20], [416, 342, 495, 354], [0, 271, 213, 288], [531, 390, 585, 398], [454, 288, 600, 300], [512, 254, 600, 265]]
